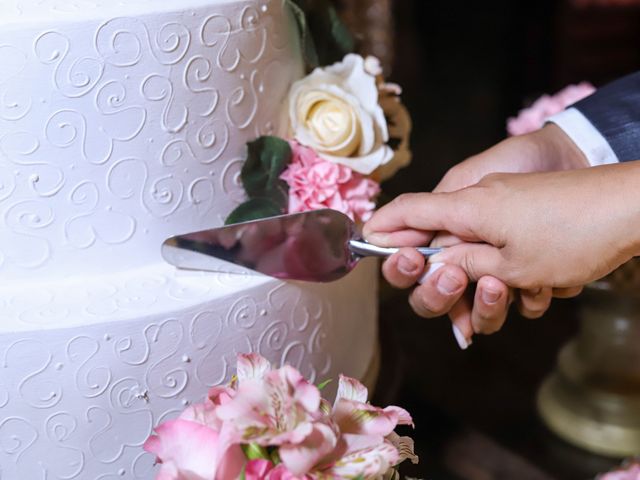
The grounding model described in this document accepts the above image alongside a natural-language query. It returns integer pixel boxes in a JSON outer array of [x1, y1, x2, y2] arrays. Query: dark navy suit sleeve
[[574, 71, 640, 162]]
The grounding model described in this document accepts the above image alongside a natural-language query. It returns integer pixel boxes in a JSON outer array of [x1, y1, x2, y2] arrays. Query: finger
[[518, 287, 552, 319], [408, 264, 468, 319], [381, 248, 427, 289], [552, 286, 584, 298], [363, 192, 468, 247], [430, 231, 464, 248], [429, 243, 506, 283], [449, 295, 474, 350], [369, 228, 434, 249], [471, 276, 510, 335]]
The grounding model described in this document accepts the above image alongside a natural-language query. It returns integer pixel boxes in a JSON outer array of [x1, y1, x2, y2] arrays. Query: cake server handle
[[348, 239, 443, 258]]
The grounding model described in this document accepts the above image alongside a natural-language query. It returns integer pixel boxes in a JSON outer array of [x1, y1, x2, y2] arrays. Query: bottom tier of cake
[[0, 259, 378, 479]]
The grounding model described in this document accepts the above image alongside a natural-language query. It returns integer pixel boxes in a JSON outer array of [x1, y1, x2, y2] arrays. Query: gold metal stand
[[538, 284, 640, 457]]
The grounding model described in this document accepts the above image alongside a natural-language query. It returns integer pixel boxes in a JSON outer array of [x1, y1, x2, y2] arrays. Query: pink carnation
[[507, 82, 596, 136], [281, 142, 380, 223]]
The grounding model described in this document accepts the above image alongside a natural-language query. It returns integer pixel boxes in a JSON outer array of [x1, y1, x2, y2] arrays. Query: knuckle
[[502, 263, 529, 288], [461, 251, 480, 280], [440, 164, 469, 189], [393, 193, 416, 209], [479, 171, 508, 187]]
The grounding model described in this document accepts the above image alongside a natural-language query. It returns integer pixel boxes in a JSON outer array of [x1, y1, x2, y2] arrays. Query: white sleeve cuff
[[546, 107, 619, 167]]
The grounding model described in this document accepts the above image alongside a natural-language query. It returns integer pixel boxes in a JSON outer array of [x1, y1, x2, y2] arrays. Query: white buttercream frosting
[[0, 0, 302, 280], [1, 0, 254, 25]]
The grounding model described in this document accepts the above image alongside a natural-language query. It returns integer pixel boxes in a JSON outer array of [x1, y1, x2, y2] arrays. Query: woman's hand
[[365, 160, 640, 346]]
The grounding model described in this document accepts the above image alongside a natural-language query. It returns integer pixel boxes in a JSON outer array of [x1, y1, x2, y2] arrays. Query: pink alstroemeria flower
[[145, 354, 418, 480], [215, 355, 337, 476], [332, 375, 413, 439], [318, 375, 417, 479], [143, 419, 245, 480]]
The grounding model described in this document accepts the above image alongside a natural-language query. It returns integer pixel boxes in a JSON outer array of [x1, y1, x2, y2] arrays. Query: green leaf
[[327, 5, 355, 58], [289, 0, 355, 68], [286, 0, 319, 69], [242, 443, 270, 461], [241, 136, 292, 205], [317, 379, 333, 390], [270, 448, 281, 466], [225, 197, 284, 225]]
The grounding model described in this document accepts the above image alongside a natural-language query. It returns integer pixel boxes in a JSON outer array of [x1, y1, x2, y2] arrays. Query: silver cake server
[[161, 209, 442, 283]]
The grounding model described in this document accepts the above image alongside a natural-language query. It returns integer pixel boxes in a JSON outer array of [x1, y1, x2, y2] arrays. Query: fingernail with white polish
[[452, 324, 472, 350], [418, 262, 444, 285]]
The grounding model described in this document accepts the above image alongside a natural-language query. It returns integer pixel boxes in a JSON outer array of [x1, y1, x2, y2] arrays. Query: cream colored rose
[[288, 54, 393, 175]]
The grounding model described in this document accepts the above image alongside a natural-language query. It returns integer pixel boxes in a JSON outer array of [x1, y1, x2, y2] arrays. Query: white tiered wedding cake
[[0, 0, 379, 477]]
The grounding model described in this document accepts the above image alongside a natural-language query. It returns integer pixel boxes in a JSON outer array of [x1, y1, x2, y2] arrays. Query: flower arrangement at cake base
[[144, 354, 418, 479]]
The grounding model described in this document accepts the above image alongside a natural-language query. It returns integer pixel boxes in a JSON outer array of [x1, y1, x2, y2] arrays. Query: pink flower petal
[[339, 432, 386, 457], [507, 82, 595, 136], [245, 459, 275, 480], [333, 399, 401, 437], [383, 406, 414, 427], [336, 375, 369, 404], [179, 401, 222, 431], [328, 440, 400, 478], [237, 353, 272, 383], [144, 419, 219, 480], [207, 385, 235, 406], [279, 423, 338, 476], [266, 465, 310, 480]]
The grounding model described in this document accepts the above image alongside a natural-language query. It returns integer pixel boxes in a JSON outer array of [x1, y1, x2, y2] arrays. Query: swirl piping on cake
[[67, 335, 112, 399], [34, 31, 104, 99], [141, 74, 188, 134], [145, 320, 189, 399], [3, 339, 63, 409], [45, 412, 86, 478], [183, 55, 219, 117]]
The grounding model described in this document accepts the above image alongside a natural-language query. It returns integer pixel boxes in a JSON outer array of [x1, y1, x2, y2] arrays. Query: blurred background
[[336, 0, 640, 479]]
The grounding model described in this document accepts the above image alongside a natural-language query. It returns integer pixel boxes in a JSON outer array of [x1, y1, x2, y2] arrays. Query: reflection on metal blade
[[162, 209, 359, 283]]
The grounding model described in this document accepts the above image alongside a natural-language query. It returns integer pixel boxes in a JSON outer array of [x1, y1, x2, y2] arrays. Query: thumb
[[429, 243, 506, 282]]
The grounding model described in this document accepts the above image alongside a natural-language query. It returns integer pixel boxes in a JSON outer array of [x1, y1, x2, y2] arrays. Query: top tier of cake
[[0, 0, 303, 281], [1, 0, 251, 24]]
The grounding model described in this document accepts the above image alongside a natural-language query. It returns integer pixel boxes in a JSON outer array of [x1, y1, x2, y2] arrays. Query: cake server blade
[[162, 209, 442, 283]]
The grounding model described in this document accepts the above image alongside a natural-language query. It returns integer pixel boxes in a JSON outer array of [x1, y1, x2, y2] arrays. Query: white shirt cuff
[[547, 107, 619, 167]]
